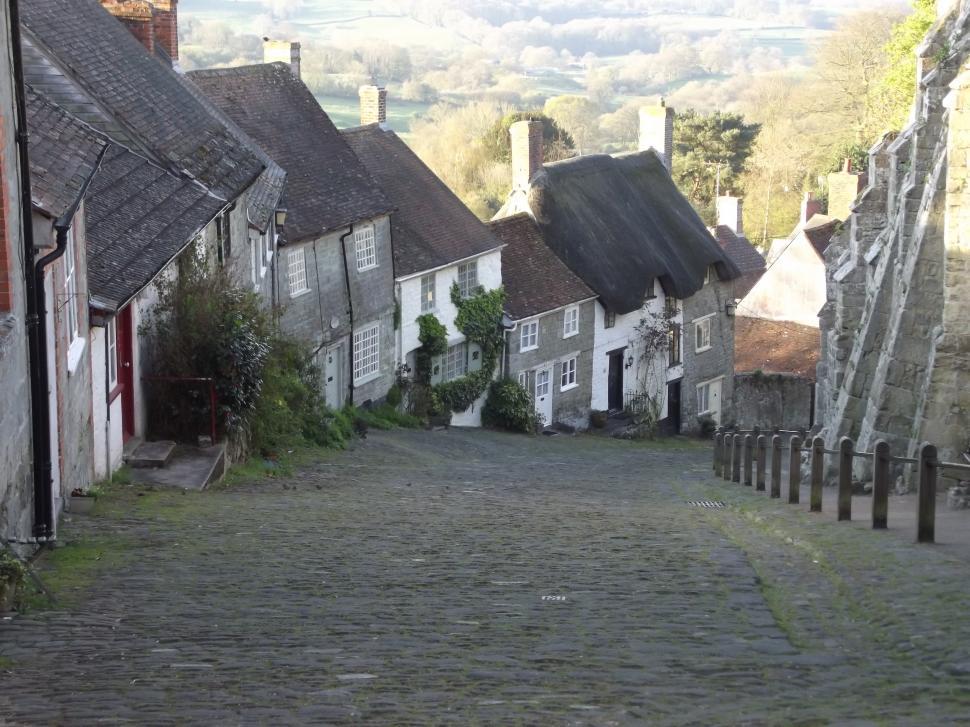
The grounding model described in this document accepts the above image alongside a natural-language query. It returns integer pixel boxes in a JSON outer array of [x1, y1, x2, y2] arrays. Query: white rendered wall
[[740, 234, 825, 327]]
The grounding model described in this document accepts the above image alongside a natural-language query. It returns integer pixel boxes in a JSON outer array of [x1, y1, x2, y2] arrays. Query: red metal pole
[[209, 380, 217, 444]]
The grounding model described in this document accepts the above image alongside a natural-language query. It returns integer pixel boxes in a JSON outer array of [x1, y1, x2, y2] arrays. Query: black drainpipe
[[339, 225, 355, 405]]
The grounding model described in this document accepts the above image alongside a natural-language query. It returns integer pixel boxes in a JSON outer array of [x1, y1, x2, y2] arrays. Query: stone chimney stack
[[826, 158, 866, 222], [359, 85, 388, 127], [263, 39, 301, 80], [100, 1, 157, 55], [510, 120, 544, 191], [151, 0, 179, 61], [716, 194, 743, 234], [800, 192, 823, 225], [638, 100, 674, 170]]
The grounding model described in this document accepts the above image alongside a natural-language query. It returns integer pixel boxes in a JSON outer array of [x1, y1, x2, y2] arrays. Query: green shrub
[[356, 404, 422, 430], [0, 549, 26, 592], [385, 383, 402, 407], [482, 378, 536, 433]]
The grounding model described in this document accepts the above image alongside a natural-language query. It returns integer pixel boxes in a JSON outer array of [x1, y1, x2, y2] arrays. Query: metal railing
[[712, 426, 970, 544]]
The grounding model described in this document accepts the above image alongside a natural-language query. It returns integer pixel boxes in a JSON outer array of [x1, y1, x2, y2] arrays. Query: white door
[[534, 367, 552, 425], [324, 344, 344, 409], [698, 377, 723, 425]]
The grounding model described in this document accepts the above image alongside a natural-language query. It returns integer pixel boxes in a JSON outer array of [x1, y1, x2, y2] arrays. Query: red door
[[116, 306, 135, 441]]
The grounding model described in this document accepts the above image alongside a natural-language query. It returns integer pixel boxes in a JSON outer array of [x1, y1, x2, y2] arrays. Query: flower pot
[[70, 495, 96, 515]]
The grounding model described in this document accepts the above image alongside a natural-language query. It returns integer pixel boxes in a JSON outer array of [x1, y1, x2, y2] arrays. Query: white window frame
[[420, 273, 436, 313], [560, 356, 577, 391], [106, 317, 118, 391], [520, 320, 539, 351], [563, 306, 579, 338], [288, 247, 310, 297], [354, 224, 377, 271], [694, 314, 714, 353], [535, 368, 550, 398], [518, 371, 528, 389], [353, 322, 381, 382], [457, 260, 479, 299], [697, 381, 711, 415], [442, 341, 468, 382], [63, 231, 85, 373], [250, 231, 259, 288]]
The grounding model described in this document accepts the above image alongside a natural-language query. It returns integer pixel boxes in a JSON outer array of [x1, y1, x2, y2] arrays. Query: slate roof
[[803, 215, 840, 258], [712, 225, 766, 299], [85, 144, 225, 312], [488, 214, 595, 320], [516, 151, 741, 314], [19, 0, 265, 202], [342, 124, 504, 278], [188, 63, 391, 242], [735, 317, 820, 380], [26, 85, 107, 220]]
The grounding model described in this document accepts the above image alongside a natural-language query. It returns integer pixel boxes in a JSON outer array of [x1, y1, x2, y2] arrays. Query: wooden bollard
[[838, 437, 853, 521], [788, 435, 802, 504], [810, 436, 824, 513], [722, 434, 733, 480], [743, 435, 753, 486], [756, 435, 767, 492], [872, 440, 890, 530], [770, 435, 782, 498], [917, 443, 937, 544], [732, 435, 742, 483], [714, 432, 723, 473]]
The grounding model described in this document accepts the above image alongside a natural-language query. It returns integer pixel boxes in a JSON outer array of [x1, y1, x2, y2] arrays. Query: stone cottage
[[710, 194, 766, 300], [190, 60, 399, 409], [495, 117, 740, 432], [488, 214, 597, 429], [817, 0, 970, 476], [342, 92, 506, 426]]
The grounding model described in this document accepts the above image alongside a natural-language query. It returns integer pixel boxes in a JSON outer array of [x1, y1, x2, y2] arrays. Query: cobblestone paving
[[2, 429, 970, 725]]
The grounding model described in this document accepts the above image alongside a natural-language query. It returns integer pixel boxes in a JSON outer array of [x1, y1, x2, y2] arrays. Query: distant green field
[[315, 94, 432, 138]]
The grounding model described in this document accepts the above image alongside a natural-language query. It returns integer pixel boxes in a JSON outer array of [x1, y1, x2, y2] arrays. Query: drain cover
[[688, 500, 725, 508]]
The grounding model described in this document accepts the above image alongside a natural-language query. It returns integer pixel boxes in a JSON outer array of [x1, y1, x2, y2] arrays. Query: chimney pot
[[843, 157, 851, 173], [264, 39, 301, 80], [800, 192, 823, 225], [100, 0, 157, 55], [359, 85, 388, 127], [510, 120, 544, 191], [638, 102, 674, 171]]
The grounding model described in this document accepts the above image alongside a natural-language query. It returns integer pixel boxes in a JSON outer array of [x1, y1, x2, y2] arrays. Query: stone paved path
[[2, 429, 970, 725]]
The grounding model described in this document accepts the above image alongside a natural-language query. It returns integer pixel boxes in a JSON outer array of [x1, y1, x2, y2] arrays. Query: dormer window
[[705, 265, 718, 285]]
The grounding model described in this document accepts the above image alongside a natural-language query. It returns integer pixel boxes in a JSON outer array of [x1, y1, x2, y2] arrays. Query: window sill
[[695, 345, 712, 354], [562, 330, 578, 339], [561, 382, 578, 392], [520, 344, 539, 353], [67, 336, 87, 375], [290, 288, 311, 299], [357, 263, 378, 273], [354, 370, 381, 387]]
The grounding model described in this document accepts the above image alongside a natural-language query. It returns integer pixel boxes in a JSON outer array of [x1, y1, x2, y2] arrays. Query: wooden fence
[[711, 426, 970, 543]]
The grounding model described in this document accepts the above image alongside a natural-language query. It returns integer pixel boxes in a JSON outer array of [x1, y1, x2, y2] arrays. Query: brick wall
[[359, 86, 387, 126], [510, 120, 543, 191]]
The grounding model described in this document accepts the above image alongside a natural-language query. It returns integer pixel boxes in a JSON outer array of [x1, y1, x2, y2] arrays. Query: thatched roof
[[524, 151, 740, 314]]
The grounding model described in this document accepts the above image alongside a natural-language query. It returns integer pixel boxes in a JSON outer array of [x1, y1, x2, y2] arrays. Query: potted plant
[[0, 550, 26, 612], [69, 486, 99, 515]]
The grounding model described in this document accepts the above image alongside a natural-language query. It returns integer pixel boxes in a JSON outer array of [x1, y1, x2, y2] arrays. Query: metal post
[[810, 436, 824, 513], [917, 443, 937, 544], [756, 435, 767, 492], [788, 435, 802, 504], [838, 437, 853, 521], [732, 435, 742, 483], [770, 435, 782, 498], [872, 440, 890, 530], [743, 434, 753, 486]]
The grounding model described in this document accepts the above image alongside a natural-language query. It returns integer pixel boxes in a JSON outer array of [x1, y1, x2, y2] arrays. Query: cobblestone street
[[2, 429, 970, 725]]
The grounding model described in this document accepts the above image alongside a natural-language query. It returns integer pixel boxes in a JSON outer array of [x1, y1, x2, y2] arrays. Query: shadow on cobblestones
[[1, 429, 969, 724]]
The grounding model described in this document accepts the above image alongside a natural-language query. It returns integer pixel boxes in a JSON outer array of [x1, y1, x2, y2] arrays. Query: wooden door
[[116, 306, 135, 441], [667, 379, 682, 433], [608, 351, 624, 412]]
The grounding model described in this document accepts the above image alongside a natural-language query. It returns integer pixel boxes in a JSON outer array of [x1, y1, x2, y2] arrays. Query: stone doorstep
[[126, 440, 177, 469], [129, 443, 226, 491]]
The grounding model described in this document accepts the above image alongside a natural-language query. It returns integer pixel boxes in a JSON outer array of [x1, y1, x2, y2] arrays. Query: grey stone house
[[342, 99, 506, 426], [190, 61, 397, 408], [488, 214, 597, 429], [495, 118, 740, 432]]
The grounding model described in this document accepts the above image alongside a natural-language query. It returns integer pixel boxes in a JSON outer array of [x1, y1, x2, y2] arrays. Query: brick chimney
[[801, 192, 823, 225], [100, 1, 157, 55], [510, 120, 544, 191], [263, 39, 301, 80], [638, 100, 674, 170], [152, 0, 179, 62], [826, 158, 866, 222], [359, 85, 388, 126], [716, 195, 743, 234]]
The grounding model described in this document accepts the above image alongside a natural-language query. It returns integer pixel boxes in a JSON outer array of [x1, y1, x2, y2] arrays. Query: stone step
[[129, 443, 226, 490], [126, 440, 177, 469]]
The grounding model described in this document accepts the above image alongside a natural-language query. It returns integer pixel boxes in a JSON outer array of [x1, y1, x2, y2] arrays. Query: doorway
[[116, 306, 135, 441], [324, 343, 344, 409], [607, 349, 625, 412], [666, 379, 682, 434], [534, 366, 552, 425]]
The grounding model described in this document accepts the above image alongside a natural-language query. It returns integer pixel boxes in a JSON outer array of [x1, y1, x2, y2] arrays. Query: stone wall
[[0, 2, 35, 546], [733, 373, 813, 431], [817, 2, 970, 485], [683, 278, 735, 431]]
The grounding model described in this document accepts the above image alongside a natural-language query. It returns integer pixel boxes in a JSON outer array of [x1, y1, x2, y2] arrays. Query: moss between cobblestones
[[20, 537, 129, 611]]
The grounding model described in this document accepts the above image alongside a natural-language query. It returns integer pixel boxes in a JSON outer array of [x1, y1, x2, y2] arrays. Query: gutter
[[339, 225, 355, 404]]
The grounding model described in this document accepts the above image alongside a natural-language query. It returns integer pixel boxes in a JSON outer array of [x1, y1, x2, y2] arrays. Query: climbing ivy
[[413, 285, 506, 416]]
